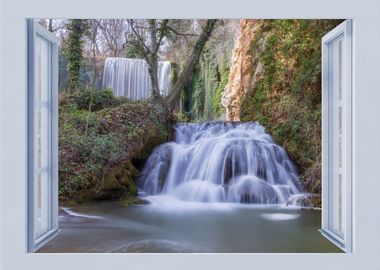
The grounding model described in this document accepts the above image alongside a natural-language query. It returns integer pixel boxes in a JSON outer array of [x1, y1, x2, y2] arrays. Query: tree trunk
[[166, 19, 217, 109], [148, 20, 160, 99], [148, 58, 160, 99], [48, 19, 53, 32], [84, 22, 98, 137]]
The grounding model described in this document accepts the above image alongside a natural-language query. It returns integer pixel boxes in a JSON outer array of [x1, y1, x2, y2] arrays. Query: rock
[[120, 196, 149, 206], [286, 193, 321, 208], [300, 163, 322, 194], [221, 20, 268, 121]]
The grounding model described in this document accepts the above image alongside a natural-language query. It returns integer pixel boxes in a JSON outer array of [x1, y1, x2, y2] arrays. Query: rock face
[[221, 20, 268, 121], [221, 19, 341, 194]]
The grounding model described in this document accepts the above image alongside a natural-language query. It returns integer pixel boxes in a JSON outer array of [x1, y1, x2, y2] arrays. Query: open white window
[[27, 20, 59, 252], [321, 20, 352, 252]]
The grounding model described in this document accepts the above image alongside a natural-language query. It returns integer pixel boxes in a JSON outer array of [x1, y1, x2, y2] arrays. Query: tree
[[87, 20, 101, 92], [127, 19, 217, 105], [48, 19, 53, 32], [97, 19, 127, 57], [128, 19, 169, 99], [65, 19, 89, 93], [84, 20, 101, 137], [167, 19, 217, 108]]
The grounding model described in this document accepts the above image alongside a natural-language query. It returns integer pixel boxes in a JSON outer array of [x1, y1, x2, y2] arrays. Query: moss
[[181, 27, 233, 121], [190, 67, 206, 120], [120, 196, 149, 206], [59, 91, 174, 202], [240, 20, 342, 193], [185, 57, 224, 121], [170, 62, 179, 84], [212, 58, 229, 116]]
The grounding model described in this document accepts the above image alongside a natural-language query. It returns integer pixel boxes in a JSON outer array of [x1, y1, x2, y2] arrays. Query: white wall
[[1, 0, 380, 269]]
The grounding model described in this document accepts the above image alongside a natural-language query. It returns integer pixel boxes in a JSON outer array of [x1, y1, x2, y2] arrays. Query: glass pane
[[36, 106, 49, 169], [36, 36, 49, 103], [328, 37, 345, 237], [34, 36, 51, 238], [35, 172, 49, 237]]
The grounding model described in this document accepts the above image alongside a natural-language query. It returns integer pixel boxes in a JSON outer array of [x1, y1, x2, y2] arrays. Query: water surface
[[39, 198, 341, 253]]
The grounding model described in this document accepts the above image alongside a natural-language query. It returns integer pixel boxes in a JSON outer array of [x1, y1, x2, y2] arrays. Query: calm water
[[39, 196, 341, 253]]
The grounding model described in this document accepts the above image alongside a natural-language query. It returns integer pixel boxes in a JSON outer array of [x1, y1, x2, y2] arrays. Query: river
[[39, 198, 340, 253]]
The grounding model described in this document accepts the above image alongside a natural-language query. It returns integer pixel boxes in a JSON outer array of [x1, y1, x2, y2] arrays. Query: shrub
[[74, 88, 127, 111], [58, 92, 174, 202]]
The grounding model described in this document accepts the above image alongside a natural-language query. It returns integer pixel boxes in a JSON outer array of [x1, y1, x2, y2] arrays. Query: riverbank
[[59, 91, 174, 203]]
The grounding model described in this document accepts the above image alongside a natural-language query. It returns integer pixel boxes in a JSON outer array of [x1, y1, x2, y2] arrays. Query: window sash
[[27, 20, 59, 252], [321, 20, 352, 252]]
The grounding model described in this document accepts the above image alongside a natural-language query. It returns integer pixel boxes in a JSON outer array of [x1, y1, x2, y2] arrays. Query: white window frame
[[321, 20, 352, 252], [1, 0, 380, 269], [27, 20, 59, 252]]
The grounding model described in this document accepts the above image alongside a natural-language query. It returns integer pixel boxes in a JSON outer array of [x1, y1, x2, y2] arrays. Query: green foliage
[[184, 50, 229, 121], [127, 181, 138, 196], [121, 195, 147, 206], [74, 88, 127, 111], [171, 62, 178, 84], [64, 19, 89, 93], [240, 20, 341, 193], [177, 20, 235, 121], [189, 67, 206, 120], [124, 42, 143, 58], [202, 54, 220, 118], [59, 91, 173, 202], [212, 58, 229, 115]]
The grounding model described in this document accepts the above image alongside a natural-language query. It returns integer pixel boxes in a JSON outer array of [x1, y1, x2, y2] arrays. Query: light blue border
[[1, 0, 380, 269]]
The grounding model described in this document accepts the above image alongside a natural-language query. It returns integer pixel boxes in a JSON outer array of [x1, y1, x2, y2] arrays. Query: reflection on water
[[39, 199, 341, 253], [260, 213, 300, 221]]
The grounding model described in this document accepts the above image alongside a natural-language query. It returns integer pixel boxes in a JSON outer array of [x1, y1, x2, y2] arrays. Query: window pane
[[34, 36, 51, 238], [35, 172, 49, 237], [36, 106, 49, 169], [328, 37, 344, 237], [36, 36, 49, 103]]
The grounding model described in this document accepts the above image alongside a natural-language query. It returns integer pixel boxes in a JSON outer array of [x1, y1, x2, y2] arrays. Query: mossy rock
[[120, 196, 149, 207]]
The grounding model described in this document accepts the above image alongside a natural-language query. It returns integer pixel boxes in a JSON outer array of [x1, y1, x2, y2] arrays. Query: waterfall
[[102, 57, 172, 100], [139, 122, 304, 204]]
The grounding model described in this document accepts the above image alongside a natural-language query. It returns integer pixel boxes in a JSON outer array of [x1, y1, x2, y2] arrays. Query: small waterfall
[[102, 58, 172, 100], [139, 122, 304, 204]]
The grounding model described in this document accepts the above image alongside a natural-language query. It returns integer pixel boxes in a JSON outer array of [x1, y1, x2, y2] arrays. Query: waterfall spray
[[139, 122, 304, 204]]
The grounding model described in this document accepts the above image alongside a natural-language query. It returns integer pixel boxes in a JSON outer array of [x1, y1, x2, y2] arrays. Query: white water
[[61, 207, 104, 220], [102, 57, 172, 100], [139, 122, 304, 204]]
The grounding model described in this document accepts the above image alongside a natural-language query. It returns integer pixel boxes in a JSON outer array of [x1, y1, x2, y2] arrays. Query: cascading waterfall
[[102, 57, 172, 100], [139, 122, 304, 204]]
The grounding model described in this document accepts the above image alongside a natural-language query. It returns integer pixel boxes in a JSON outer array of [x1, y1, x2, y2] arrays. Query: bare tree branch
[[166, 24, 199, 45], [127, 20, 150, 55]]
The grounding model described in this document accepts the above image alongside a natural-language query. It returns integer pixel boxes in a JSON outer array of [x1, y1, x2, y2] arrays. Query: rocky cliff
[[221, 20, 267, 121], [222, 19, 341, 193]]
